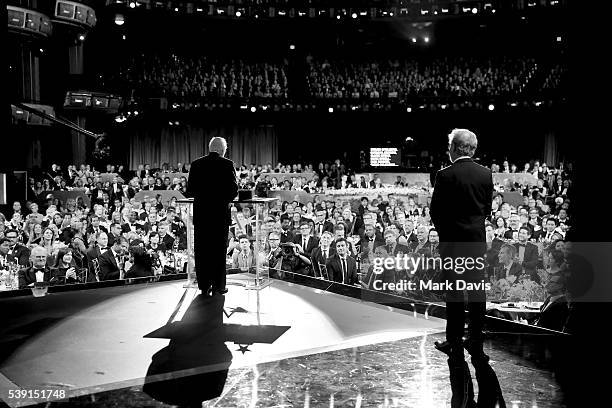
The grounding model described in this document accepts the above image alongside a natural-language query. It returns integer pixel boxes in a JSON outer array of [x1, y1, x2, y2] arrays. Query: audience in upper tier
[[103, 54, 288, 99], [306, 56, 541, 99], [101, 54, 565, 103]]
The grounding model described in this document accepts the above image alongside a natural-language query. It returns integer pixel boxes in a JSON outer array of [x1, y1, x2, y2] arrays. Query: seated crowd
[[103, 54, 564, 104], [306, 56, 542, 99], [104, 54, 288, 100], [1, 158, 575, 333]]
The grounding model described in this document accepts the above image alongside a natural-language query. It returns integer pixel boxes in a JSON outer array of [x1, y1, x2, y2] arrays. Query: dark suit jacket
[[514, 242, 539, 272], [536, 295, 569, 332], [186, 151, 238, 227], [430, 157, 493, 256], [97, 249, 122, 281], [159, 234, 176, 250], [9, 244, 31, 266], [293, 234, 320, 258], [310, 246, 333, 279], [359, 235, 385, 258], [18, 267, 52, 289], [494, 262, 523, 281], [401, 231, 419, 246], [313, 221, 334, 237], [374, 243, 411, 256], [325, 254, 359, 285], [279, 229, 295, 243]]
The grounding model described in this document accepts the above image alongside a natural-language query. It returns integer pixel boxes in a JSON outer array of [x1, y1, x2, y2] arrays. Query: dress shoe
[[463, 337, 489, 362], [200, 288, 213, 298], [435, 340, 453, 355], [214, 288, 229, 295]]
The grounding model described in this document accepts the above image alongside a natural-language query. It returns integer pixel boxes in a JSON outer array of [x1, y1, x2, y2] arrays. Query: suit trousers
[[194, 222, 229, 292], [441, 244, 487, 347]]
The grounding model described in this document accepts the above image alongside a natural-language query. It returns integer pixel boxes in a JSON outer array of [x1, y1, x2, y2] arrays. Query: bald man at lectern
[[187, 137, 238, 297]]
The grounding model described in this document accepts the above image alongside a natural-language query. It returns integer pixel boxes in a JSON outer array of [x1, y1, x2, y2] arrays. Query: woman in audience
[[51, 247, 80, 284], [39, 227, 59, 266], [27, 223, 44, 246], [494, 217, 507, 238]]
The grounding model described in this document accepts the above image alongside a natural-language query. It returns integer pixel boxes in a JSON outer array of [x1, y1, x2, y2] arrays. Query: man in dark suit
[[4, 229, 31, 266], [359, 224, 385, 260], [293, 222, 319, 259], [325, 238, 359, 285], [186, 137, 239, 297], [157, 221, 176, 250], [430, 129, 493, 363], [496, 243, 524, 280], [86, 231, 109, 282], [313, 210, 334, 238], [375, 228, 410, 257], [18, 246, 53, 288], [535, 272, 569, 332], [279, 213, 295, 243], [98, 236, 129, 281], [514, 226, 540, 282], [310, 231, 334, 279]]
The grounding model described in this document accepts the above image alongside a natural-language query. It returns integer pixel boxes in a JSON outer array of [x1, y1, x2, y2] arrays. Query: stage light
[[250, 106, 257, 112], [115, 14, 125, 25], [488, 104, 495, 111], [492, 9, 496, 13], [556, 36, 562, 42], [406, 107, 412, 113], [441, 104, 447, 109], [405, 137, 414, 142], [351, 13, 357, 19], [197, 8, 203, 12], [235, 11, 242, 17], [424, 36, 430, 43], [174, 121, 179, 125], [262, 105, 268, 111], [255, 14, 259, 18], [174, 8, 179, 12], [289, 44, 295, 50], [510, 102, 518, 107], [122, 35, 126, 40], [240, 104, 247, 110], [39, 48, 44, 53], [328, 107, 334, 113], [441, 8, 449, 13], [411, 37, 417, 43], [390, 12, 394, 16], [434, 10, 438, 15], [535, 101, 542, 107], [133, 111, 139, 116], [168, 121, 173, 126], [336, 15, 341, 20], [129, 1, 136, 9], [472, 8, 478, 14], [78, 34, 86, 41]]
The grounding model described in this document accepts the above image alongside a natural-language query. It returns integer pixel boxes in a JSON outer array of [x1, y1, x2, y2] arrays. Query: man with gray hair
[[431, 128, 496, 404], [187, 137, 238, 297]]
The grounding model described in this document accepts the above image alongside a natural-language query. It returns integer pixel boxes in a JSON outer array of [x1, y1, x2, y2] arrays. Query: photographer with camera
[[271, 241, 311, 281]]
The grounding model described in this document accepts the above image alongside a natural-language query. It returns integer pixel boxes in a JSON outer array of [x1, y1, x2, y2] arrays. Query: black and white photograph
[[1, 1, 608, 407]]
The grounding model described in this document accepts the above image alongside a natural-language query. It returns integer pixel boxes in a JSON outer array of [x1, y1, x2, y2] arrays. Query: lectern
[[176, 197, 278, 290]]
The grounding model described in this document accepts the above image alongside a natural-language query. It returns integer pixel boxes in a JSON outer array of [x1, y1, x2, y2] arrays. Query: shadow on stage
[[141, 293, 290, 407]]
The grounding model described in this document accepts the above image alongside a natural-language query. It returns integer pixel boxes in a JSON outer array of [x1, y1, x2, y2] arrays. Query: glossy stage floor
[[0, 274, 564, 407]]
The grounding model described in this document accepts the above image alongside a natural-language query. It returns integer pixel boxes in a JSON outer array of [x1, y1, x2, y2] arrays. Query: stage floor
[[0, 275, 563, 407]]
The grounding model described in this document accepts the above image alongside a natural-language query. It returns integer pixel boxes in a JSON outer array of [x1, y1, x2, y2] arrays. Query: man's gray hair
[[448, 128, 478, 157], [209, 137, 227, 155]]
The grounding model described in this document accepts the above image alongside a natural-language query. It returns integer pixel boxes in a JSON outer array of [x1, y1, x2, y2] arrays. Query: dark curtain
[[543, 131, 558, 167], [129, 124, 278, 169]]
